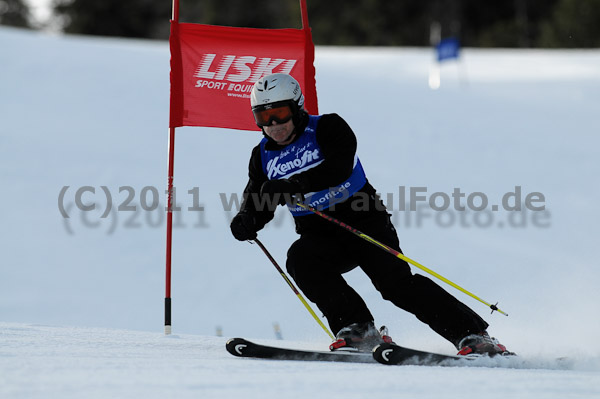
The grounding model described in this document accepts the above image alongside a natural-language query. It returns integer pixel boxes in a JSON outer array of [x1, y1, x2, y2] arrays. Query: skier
[[230, 73, 510, 356]]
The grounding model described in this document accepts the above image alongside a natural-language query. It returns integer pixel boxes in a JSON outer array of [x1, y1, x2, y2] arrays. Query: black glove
[[230, 212, 258, 241], [259, 179, 303, 206]]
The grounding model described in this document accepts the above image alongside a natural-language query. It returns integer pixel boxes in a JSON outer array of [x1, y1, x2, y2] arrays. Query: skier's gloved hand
[[230, 212, 258, 241], [260, 179, 304, 206]]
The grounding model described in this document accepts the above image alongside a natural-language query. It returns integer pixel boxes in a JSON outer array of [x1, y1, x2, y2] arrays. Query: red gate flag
[[169, 22, 318, 131]]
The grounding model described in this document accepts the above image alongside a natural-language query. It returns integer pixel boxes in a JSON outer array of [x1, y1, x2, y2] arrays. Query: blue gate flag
[[436, 37, 460, 62]]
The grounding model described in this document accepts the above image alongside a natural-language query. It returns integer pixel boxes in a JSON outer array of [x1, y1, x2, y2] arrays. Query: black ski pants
[[286, 216, 489, 347]]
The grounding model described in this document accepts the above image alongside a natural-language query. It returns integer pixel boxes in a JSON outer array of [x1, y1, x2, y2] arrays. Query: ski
[[372, 343, 469, 366], [226, 338, 375, 364]]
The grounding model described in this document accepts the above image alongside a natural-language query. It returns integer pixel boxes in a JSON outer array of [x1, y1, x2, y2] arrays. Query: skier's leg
[[286, 234, 374, 335], [355, 216, 488, 346]]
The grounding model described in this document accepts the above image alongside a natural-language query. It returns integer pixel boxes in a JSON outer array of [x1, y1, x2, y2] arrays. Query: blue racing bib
[[259, 115, 367, 216]]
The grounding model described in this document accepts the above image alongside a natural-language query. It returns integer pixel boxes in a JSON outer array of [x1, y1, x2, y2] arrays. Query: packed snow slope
[[1, 26, 599, 398], [2, 322, 599, 399]]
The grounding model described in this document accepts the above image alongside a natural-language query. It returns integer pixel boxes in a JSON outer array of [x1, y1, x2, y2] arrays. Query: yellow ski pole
[[252, 238, 335, 340], [296, 202, 508, 316]]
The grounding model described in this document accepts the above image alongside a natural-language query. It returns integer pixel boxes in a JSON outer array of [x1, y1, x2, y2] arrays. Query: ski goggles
[[252, 102, 294, 127]]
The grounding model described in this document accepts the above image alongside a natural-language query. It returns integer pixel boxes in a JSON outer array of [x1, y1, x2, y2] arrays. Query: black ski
[[226, 338, 375, 364], [373, 343, 469, 366]]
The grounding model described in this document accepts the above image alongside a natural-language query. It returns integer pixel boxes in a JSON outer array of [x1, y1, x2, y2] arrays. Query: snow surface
[[1, 26, 600, 397], [1, 322, 599, 399]]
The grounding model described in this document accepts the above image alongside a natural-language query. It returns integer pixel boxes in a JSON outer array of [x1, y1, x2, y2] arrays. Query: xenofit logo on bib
[[266, 149, 321, 179]]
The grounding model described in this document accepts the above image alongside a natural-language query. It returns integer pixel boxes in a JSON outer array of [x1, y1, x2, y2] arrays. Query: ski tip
[[372, 343, 397, 365], [225, 337, 250, 357]]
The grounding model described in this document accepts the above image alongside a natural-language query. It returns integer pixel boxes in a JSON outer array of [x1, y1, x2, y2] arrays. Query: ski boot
[[456, 331, 514, 357], [329, 321, 393, 352]]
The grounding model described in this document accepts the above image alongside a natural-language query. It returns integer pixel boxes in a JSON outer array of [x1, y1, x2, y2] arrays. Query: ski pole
[[296, 202, 509, 316], [251, 238, 335, 340]]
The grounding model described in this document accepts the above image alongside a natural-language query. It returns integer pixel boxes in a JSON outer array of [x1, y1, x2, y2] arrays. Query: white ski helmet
[[250, 73, 305, 127], [251, 73, 304, 109]]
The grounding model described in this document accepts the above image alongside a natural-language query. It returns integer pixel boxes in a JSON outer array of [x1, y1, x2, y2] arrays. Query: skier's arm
[[238, 145, 275, 229]]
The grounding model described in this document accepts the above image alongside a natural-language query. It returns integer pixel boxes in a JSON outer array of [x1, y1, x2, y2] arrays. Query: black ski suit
[[235, 112, 488, 347]]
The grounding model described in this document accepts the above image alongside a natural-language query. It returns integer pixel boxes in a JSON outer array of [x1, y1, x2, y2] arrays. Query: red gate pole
[[165, 0, 180, 336], [299, 0, 318, 115], [165, 127, 174, 335], [164, 124, 175, 335], [300, 0, 309, 29]]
